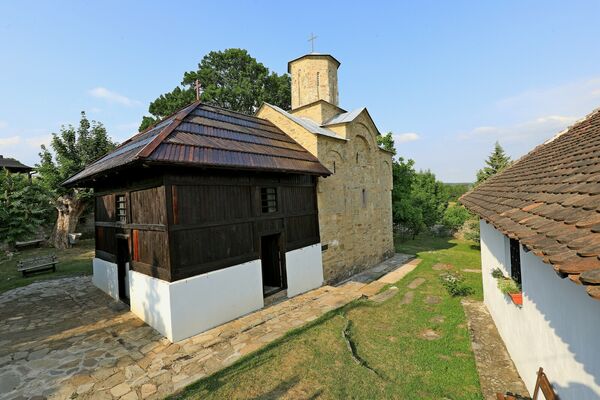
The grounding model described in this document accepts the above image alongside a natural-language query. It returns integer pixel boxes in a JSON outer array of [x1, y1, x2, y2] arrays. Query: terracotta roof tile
[[461, 107, 600, 300]]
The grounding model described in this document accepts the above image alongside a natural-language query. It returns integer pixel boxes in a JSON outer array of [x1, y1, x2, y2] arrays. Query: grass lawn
[[173, 235, 484, 400], [0, 239, 94, 294]]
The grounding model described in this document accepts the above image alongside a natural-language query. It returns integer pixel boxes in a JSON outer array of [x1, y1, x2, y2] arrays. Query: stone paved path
[[462, 300, 529, 400], [0, 254, 415, 400]]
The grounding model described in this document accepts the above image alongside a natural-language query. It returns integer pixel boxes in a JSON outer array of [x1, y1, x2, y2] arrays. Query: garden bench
[[16, 255, 57, 277], [496, 367, 557, 400], [15, 238, 45, 249]]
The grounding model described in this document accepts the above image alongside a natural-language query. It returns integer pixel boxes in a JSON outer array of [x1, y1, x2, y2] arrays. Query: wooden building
[[65, 102, 330, 341]]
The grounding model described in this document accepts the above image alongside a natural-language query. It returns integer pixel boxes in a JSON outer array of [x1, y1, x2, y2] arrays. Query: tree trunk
[[50, 193, 87, 249]]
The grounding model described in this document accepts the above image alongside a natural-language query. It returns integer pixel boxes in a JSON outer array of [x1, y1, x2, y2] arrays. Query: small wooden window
[[509, 239, 522, 285], [333, 161, 336, 174], [116, 194, 127, 223], [261, 187, 278, 213]]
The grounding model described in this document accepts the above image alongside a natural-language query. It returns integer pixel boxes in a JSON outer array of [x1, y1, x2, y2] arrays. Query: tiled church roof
[[461, 108, 600, 300], [64, 102, 331, 186]]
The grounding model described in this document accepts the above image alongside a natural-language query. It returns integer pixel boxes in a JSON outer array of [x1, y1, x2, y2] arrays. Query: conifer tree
[[476, 141, 512, 184]]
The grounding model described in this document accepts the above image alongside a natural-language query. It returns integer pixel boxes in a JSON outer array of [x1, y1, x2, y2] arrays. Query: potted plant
[[492, 268, 523, 305]]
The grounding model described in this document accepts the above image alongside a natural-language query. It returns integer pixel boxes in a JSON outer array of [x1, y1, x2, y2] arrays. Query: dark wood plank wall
[[93, 174, 171, 280], [166, 171, 320, 281], [92, 169, 320, 283]]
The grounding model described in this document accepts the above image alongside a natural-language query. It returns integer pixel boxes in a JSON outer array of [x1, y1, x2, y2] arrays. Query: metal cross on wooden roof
[[308, 33, 317, 53], [194, 79, 203, 101]]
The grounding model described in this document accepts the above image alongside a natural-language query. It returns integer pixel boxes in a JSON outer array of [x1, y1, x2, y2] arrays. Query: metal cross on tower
[[308, 33, 317, 53], [194, 79, 203, 101]]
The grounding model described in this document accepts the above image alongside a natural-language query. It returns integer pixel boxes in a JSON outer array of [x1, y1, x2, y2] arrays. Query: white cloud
[[89, 87, 140, 107], [458, 114, 578, 143], [0, 136, 21, 147], [394, 132, 420, 143], [25, 134, 52, 148], [0, 121, 7, 130]]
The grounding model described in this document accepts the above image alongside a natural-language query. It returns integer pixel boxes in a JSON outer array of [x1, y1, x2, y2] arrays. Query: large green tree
[[0, 170, 53, 248], [139, 49, 291, 131], [377, 132, 396, 155], [37, 112, 116, 248], [391, 158, 448, 238], [476, 141, 511, 184]]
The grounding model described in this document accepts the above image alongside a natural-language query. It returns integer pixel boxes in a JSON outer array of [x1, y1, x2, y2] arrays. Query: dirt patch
[[430, 315, 445, 324], [432, 263, 453, 271], [424, 295, 441, 305], [420, 329, 441, 340], [400, 291, 415, 305]]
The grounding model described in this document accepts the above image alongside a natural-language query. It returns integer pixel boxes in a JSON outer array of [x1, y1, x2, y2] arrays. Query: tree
[[476, 141, 511, 184], [377, 132, 396, 155], [391, 159, 449, 238], [0, 170, 53, 248], [442, 203, 471, 231], [411, 170, 448, 228], [139, 49, 291, 131], [37, 112, 116, 248]]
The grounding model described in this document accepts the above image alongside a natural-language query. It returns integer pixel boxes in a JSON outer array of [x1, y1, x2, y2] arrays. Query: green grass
[[0, 239, 94, 294], [173, 235, 484, 400]]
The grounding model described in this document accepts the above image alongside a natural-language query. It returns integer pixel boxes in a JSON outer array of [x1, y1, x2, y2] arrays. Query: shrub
[[497, 277, 521, 294], [491, 268, 504, 279], [439, 272, 474, 297], [463, 218, 480, 243], [442, 203, 471, 230]]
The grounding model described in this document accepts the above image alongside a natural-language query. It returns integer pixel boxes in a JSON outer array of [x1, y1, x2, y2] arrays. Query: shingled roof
[[461, 108, 600, 300], [64, 102, 331, 186], [0, 155, 32, 173]]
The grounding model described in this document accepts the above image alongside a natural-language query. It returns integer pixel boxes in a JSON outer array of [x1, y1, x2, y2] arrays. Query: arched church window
[[356, 152, 359, 164], [333, 161, 336, 173], [362, 189, 367, 208]]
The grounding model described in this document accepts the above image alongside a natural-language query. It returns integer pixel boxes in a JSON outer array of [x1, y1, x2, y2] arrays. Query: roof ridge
[[136, 101, 200, 159]]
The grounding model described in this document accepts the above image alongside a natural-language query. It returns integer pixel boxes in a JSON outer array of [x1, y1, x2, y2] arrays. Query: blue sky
[[1, 1, 600, 182]]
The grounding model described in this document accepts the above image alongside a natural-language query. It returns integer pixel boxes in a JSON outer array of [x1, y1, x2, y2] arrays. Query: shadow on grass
[[171, 301, 366, 399], [394, 234, 458, 255]]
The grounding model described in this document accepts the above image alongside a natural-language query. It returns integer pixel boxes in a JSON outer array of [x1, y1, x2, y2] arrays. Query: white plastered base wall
[[480, 220, 600, 399], [91, 243, 325, 342], [130, 259, 264, 342], [285, 243, 324, 297], [92, 258, 119, 301]]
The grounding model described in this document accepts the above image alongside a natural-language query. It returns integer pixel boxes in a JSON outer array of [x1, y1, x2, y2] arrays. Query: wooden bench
[[497, 367, 557, 400], [15, 238, 45, 249], [17, 255, 57, 277]]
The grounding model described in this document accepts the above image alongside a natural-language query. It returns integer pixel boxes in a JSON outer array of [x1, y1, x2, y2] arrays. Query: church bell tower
[[288, 54, 341, 110]]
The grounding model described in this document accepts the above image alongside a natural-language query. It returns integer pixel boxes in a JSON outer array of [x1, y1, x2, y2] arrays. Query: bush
[[463, 218, 480, 243], [439, 272, 474, 297], [497, 277, 521, 294], [491, 268, 504, 279], [442, 204, 471, 230]]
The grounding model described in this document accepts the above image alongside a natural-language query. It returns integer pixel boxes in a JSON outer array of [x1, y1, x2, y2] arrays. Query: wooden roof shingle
[[64, 102, 331, 186]]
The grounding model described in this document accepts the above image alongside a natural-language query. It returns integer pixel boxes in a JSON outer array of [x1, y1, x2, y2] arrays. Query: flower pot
[[509, 292, 523, 305]]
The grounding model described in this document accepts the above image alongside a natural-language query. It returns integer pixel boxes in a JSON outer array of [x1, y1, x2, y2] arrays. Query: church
[[64, 52, 393, 342], [258, 53, 394, 282]]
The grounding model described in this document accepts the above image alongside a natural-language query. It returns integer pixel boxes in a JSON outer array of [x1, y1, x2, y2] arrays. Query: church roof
[[461, 107, 600, 300], [323, 108, 366, 126], [262, 103, 346, 140], [0, 155, 32, 173], [63, 102, 331, 186], [287, 53, 341, 73]]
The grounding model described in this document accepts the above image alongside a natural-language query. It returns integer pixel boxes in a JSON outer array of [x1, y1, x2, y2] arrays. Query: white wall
[[129, 259, 263, 342], [169, 260, 264, 342], [480, 220, 600, 399], [92, 258, 119, 301], [285, 243, 324, 297]]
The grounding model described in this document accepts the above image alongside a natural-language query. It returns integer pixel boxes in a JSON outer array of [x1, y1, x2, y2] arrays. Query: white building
[[462, 108, 600, 399]]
